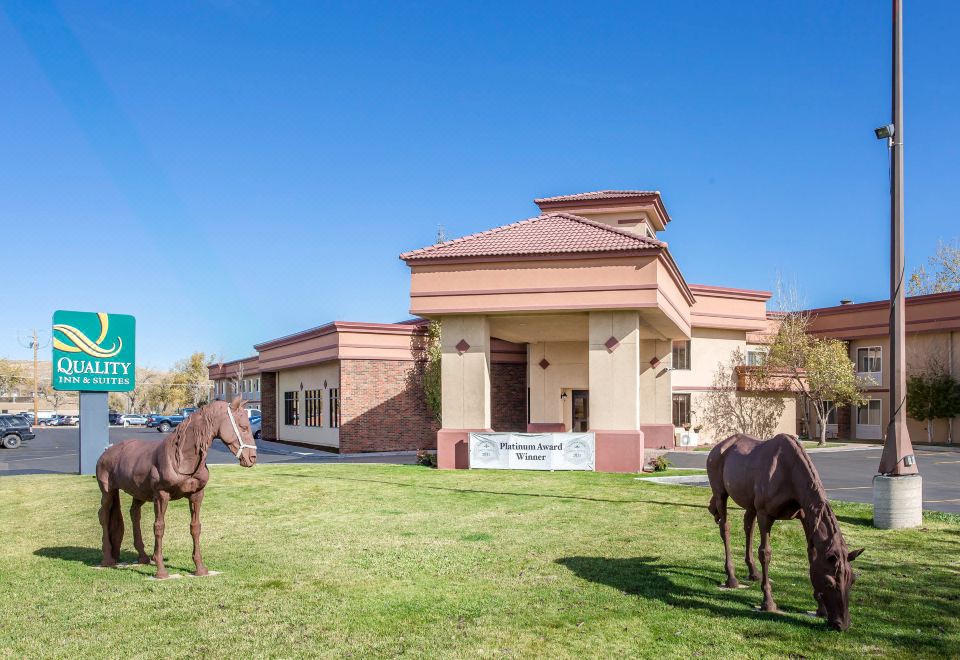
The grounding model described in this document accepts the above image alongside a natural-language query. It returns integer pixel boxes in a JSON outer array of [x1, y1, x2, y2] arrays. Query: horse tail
[[108, 489, 123, 563]]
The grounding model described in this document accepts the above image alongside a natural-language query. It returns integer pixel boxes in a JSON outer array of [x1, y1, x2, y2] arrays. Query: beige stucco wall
[[440, 315, 491, 429], [276, 361, 340, 447], [588, 311, 641, 430], [640, 339, 673, 425], [843, 331, 960, 444], [689, 391, 798, 444], [671, 327, 747, 389], [528, 341, 588, 426]]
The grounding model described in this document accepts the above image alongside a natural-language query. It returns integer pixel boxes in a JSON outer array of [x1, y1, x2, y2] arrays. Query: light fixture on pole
[[873, 0, 922, 529]]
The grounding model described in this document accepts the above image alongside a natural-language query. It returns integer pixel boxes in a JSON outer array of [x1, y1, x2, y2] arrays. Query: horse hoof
[[137, 557, 151, 565], [155, 572, 170, 580], [719, 581, 742, 590], [194, 568, 209, 577], [755, 603, 779, 613], [747, 573, 760, 581]]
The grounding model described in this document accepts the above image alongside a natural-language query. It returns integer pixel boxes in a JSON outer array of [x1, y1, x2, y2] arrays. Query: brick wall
[[491, 362, 527, 432], [260, 371, 277, 442], [339, 359, 439, 453]]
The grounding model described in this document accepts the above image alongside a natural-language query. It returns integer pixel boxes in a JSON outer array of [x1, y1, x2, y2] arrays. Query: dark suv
[[0, 414, 36, 449]]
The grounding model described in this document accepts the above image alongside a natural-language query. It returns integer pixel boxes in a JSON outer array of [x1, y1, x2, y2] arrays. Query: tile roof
[[400, 212, 665, 261], [534, 190, 661, 204]]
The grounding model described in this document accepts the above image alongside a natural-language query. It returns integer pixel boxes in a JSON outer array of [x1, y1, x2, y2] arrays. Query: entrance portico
[[401, 192, 695, 472]]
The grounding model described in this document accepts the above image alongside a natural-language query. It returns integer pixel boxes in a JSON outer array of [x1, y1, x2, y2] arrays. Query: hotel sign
[[469, 432, 595, 471], [52, 310, 136, 392]]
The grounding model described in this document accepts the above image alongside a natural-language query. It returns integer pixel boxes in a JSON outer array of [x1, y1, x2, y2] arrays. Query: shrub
[[648, 455, 672, 472], [416, 449, 438, 468]]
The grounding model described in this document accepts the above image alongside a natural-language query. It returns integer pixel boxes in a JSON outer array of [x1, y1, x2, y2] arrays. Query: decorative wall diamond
[[649, 357, 661, 368], [604, 336, 620, 352], [455, 339, 470, 354], [538, 358, 550, 370]]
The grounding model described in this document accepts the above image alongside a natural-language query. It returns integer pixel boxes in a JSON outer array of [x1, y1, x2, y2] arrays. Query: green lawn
[[1, 464, 958, 658]]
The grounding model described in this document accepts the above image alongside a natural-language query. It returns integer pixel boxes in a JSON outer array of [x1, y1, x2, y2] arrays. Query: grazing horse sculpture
[[707, 433, 864, 631], [95, 397, 257, 579]]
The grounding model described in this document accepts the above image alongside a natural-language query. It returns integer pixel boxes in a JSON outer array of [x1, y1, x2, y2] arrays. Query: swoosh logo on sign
[[54, 312, 123, 358]]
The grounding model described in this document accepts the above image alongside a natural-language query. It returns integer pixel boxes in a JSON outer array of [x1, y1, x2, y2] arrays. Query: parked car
[[250, 416, 262, 440], [146, 413, 188, 432], [37, 416, 60, 426], [120, 414, 149, 426], [10, 414, 33, 427], [0, 414, 36, 449], [246, 408, 261, 419], [108, 412, 124, 425], [60, 415, 79, 426]]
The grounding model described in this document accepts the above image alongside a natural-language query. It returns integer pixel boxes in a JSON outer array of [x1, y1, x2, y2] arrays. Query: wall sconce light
[[560, 392, 568, 400]]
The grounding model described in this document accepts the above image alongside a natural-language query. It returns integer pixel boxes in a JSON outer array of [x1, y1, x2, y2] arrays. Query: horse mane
[[168, 404, 219, 473], [783, 435, 843, 548]]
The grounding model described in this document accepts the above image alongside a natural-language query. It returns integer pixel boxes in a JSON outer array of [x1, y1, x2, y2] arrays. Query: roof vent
[[840, 299, 854, 305]]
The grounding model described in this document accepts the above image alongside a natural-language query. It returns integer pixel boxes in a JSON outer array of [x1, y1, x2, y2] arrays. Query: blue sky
[[2, 1, 958, 368]]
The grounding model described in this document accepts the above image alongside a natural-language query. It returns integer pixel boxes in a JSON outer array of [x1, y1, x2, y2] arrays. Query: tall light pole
[[873, 0, 922, 529], [17, 329, 49, 422]]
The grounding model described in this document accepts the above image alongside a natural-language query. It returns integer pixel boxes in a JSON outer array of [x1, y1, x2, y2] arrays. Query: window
[[329, 388, 340, 428], [857, 346, 882, 373], [283, 391, 299, 426], [672, 340, 691, 370], [304, 389, 323, 427], [857, 399, 882, 426], [255, 377, 260, 392], [672, 393, 691, 427], [747, 350, 767, 366], [822, 400, 838, 425]]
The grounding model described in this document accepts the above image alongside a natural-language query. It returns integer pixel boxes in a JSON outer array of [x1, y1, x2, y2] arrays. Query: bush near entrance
[[1, 465, 957, 657]]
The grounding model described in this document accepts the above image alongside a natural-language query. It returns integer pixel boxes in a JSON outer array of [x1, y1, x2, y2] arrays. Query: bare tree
[[40, 385, 70, 414], [699, 348, 787, 441], [908, 239, 960, 295]]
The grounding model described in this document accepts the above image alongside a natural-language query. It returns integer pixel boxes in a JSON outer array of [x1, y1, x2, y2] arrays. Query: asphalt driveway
[[665, 444, 960, 513], [0, 427, 416, 477]]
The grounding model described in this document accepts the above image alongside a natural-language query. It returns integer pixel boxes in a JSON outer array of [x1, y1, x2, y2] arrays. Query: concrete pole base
[[872, 474, 922, 529]]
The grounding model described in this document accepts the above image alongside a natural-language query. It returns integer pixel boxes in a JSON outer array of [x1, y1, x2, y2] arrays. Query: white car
[[120, 414, 149, 426]]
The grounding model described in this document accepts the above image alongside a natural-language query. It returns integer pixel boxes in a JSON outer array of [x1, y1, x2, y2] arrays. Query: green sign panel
[[52, 310, 136, 392]]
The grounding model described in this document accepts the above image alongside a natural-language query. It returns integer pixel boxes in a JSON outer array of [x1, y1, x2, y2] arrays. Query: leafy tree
[[0, 359, 26, 396], [700, 347, 786, 441], [422, 321, 442, 423], [108, 392, 126, 412], [907, 368, 960, 444], [767, 313, 868, 446], [171, 352, 211, 409], [908, 239, 960, 295]]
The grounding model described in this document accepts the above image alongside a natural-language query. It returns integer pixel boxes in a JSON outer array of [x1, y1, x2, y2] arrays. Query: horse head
[[810, 540, 864, 631], [216, 397, 258, 467]]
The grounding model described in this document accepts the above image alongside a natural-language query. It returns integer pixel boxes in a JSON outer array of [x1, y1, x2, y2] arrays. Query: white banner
[[469, 432, 595, 471]]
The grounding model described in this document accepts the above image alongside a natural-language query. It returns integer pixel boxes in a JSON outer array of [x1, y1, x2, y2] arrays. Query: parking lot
[[666, 445, 960, 513], [3, 430, 959, 513], [0, 427, 416, 476]]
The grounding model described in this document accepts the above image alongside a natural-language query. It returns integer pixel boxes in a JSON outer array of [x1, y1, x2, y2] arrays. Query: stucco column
[[589, 311, 644, 471], [589, 311, 641, 430], [437, 315, 490, 468]]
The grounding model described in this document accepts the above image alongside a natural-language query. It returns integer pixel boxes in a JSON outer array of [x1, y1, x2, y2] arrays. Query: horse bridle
[[226, 406, 257, 459]]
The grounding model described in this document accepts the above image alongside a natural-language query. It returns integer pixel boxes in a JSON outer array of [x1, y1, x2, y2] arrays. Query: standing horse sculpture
[[95, 397, 257, 579], [707, 433, 864, 631]]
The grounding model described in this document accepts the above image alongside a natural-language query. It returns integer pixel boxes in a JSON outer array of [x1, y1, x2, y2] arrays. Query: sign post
[[52, 311, 136, 475]]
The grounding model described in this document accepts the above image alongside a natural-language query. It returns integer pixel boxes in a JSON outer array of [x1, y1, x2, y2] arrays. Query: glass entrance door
[[572, 390, 589, 432]]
